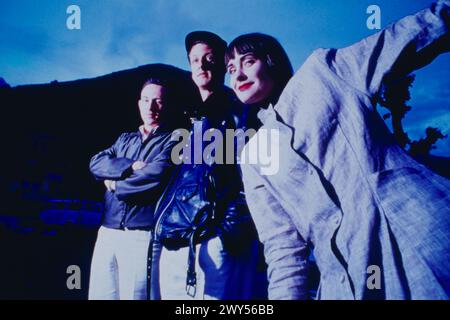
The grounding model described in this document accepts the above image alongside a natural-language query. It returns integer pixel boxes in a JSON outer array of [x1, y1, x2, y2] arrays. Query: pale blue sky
[[0, 0, 449, 155]]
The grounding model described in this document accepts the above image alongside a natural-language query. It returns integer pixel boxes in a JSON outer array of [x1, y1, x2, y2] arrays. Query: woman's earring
[[266, 55, 275, 68]]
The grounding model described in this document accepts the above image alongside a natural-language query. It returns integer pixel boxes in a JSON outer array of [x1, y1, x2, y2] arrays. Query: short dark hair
[[141, 77, 168, 91], [225, 33, 293, 104]]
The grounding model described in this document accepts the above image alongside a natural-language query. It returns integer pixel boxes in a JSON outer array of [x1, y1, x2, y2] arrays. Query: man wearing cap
[[184, 31, 262, 130], [149, 31, 265, 300], [88, 78, 179, 300]]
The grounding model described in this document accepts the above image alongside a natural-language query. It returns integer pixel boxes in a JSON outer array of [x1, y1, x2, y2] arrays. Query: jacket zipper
[[153, 179, 180, 240], [152, 165, 183, 239], [121, 136, 147, 229], [146, 224, 154, 299], [147, 165, 182, 299]]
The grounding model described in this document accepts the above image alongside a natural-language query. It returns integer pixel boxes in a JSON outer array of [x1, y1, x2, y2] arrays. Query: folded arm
[[114, 138, 177, 202], [89, 133, 134, 180]]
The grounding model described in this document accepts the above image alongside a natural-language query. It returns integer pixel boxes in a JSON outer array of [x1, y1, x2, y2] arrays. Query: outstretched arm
[[327, 0, 449, 96]]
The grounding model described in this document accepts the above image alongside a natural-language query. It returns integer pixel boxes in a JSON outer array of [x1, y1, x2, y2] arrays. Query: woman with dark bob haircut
[[225, 33, 293, 108], [225, 1, 450, 301]]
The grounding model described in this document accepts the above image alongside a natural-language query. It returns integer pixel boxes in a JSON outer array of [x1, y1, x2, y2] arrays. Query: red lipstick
[[239, 83, 253, 91]]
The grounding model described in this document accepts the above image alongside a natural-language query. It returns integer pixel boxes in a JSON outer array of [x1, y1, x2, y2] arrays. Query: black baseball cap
[[185, 31, 227, 54]]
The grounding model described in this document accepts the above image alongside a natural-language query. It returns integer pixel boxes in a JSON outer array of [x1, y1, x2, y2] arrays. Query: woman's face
[[227, 49, 275, 105]]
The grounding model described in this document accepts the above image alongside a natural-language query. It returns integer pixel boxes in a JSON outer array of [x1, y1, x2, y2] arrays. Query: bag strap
[[186, 231, 197, 297], [185, 170, 215, 298], [185, 152, 218, 298]]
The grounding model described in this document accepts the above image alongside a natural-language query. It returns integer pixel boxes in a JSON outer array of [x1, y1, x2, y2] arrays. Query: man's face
[[138, 83, 166, 127], [188, 43, 220, 90]]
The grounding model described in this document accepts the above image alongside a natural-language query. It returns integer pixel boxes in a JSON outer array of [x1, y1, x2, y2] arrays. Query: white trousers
[[88, 226, 152, 300], [155, 236, 262, 300]]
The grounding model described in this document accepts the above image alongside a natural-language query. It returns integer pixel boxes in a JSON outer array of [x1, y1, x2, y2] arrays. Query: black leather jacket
[[154, 123, 257, 254], [153, 89, 259, 253], [147, 87, 264, 299]]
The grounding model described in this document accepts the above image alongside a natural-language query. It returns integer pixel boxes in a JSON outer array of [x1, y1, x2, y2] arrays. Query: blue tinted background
[[0, 0, 449, 155]]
